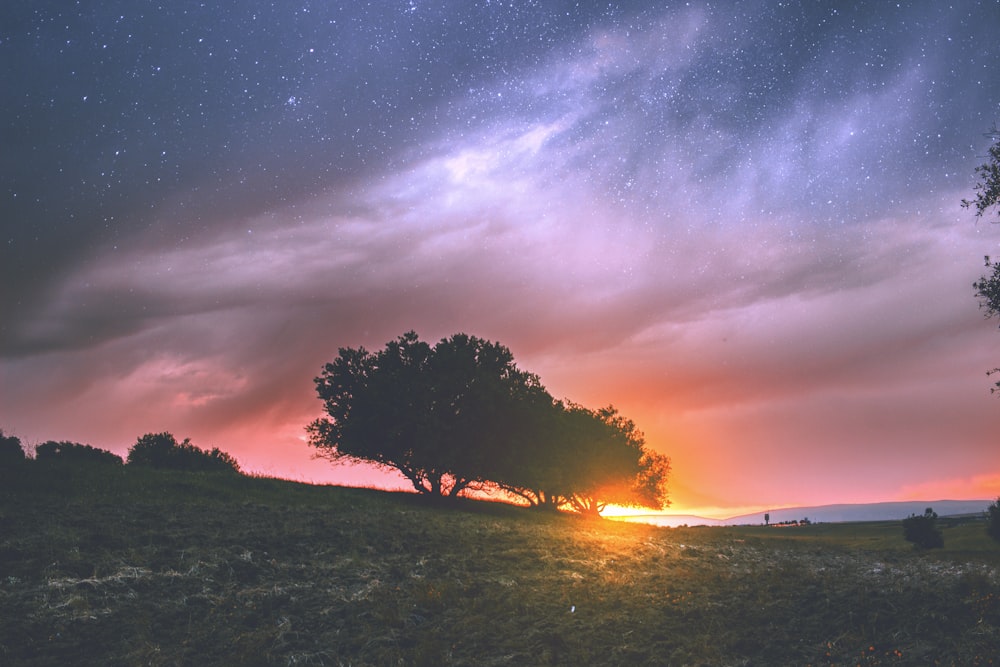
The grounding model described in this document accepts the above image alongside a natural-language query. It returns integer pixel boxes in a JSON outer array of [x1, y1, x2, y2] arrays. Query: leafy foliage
[[902, 507, 944, 549], [496, 403, 670, 515], [309, 331, 670, 512], [973, 256, 1000, 393], [0, 430, 26, 465], [35, 440, 123, 465], [127, 432, 241, 473], [961, 130, 1000, 221], [310, 331, 549, 497], [559, 404, 670, 515], [963, 130, 1000, 393], [988, 498, 1000, 543], [975, 256, 1000, 323]]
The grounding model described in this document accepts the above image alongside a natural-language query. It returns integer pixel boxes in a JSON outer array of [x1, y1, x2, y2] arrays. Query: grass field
[[1, 463, 998, 666]]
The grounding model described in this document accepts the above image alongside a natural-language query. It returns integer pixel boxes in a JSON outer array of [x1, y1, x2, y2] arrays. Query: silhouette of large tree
[[963, 129, 1000, 393], [310, 331, 671, 512], [555, 404, 670, 516], [494, 402, 670, 515], [309, 331, 551, 497]]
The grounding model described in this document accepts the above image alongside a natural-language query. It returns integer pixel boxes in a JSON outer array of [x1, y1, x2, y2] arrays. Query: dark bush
[[987, 498, 1000, 543], [127, 432, 241, 473], [902, 507, 944, 549], [35, 440, 123, 465], [0, 431, 26, 465]]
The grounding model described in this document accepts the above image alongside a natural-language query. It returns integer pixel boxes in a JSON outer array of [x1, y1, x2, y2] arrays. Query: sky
[[2, 1, 998, 518]]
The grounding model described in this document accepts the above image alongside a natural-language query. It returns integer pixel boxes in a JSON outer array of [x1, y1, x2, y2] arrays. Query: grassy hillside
[[1, 463, 998, 666]]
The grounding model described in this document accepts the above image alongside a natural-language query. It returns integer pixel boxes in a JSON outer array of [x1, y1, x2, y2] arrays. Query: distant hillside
[[616, 499, 994, 527]]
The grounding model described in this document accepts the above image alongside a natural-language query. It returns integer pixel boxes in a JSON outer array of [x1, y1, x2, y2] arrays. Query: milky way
[[2, 1, 998, 514]]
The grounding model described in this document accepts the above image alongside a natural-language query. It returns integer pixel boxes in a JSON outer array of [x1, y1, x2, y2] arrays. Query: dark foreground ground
[[1, 464, 998, 666]]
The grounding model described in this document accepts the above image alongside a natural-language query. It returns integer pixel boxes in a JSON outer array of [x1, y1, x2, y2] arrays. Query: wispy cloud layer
[[2, 1, 998, 509]]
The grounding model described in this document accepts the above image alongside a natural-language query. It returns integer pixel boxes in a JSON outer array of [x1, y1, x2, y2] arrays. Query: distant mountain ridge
[[614, 499, 994, 528]]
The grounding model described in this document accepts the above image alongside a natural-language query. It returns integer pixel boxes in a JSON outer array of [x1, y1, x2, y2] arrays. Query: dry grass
[[1, 463, 998, 666]]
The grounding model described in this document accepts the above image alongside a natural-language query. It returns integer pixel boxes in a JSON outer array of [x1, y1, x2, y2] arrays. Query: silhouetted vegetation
[[310, 331, 546, 497], [126, 431, 241, 473], [903, 507, 945, 549], [309, 331, 670, 513], [988, 498, 1000, 543], [975, 256, 1000, 320], [973, 255, 1000, 394], [963, 128, 1000, 221], [494, 402, 671, 516], [963, 127, 1000, 393], [0, 430, 25, 465], [35, 440, 123, 466], [768, 517, 812, 527]]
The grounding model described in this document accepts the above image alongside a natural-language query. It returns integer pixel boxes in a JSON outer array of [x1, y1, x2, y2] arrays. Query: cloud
[[2, 1, 998, 511]]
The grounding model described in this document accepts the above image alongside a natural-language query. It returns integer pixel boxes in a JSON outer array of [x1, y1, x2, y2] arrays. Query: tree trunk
[[427, 472, 443, 496], [448, 477, 470, 497], [536, 491, 563, 511], [405, 471, 432, 495], [568, 495, 602, 517], [495, 484, 542, 507]]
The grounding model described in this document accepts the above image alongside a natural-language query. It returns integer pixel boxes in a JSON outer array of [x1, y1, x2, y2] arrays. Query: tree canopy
[[309, 331, 552, 497], [963, 129, 1000, 393], [975, 257, 1000, 326], [35, 440, 123, 465], [308, 331, 670, 514], [127, 432, 241, 473], [0, 431, 25, 465], [492, 402, 670, 516], [962, 129, 1000, 221]]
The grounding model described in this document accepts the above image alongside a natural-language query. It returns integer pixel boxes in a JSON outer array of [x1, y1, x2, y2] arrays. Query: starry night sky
[[2, 1, 999, 515]]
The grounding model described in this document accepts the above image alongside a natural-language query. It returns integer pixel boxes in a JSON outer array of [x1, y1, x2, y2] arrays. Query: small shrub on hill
[[35, 440, 123, 465], [902, 507, 944, 549], [987, 498, 1000, 543], [0, 430, 26, 465], [127, 432, 241, 473]]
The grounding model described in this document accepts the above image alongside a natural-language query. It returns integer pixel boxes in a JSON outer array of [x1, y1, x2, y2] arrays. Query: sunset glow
[[2, 2, 998, 514]]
